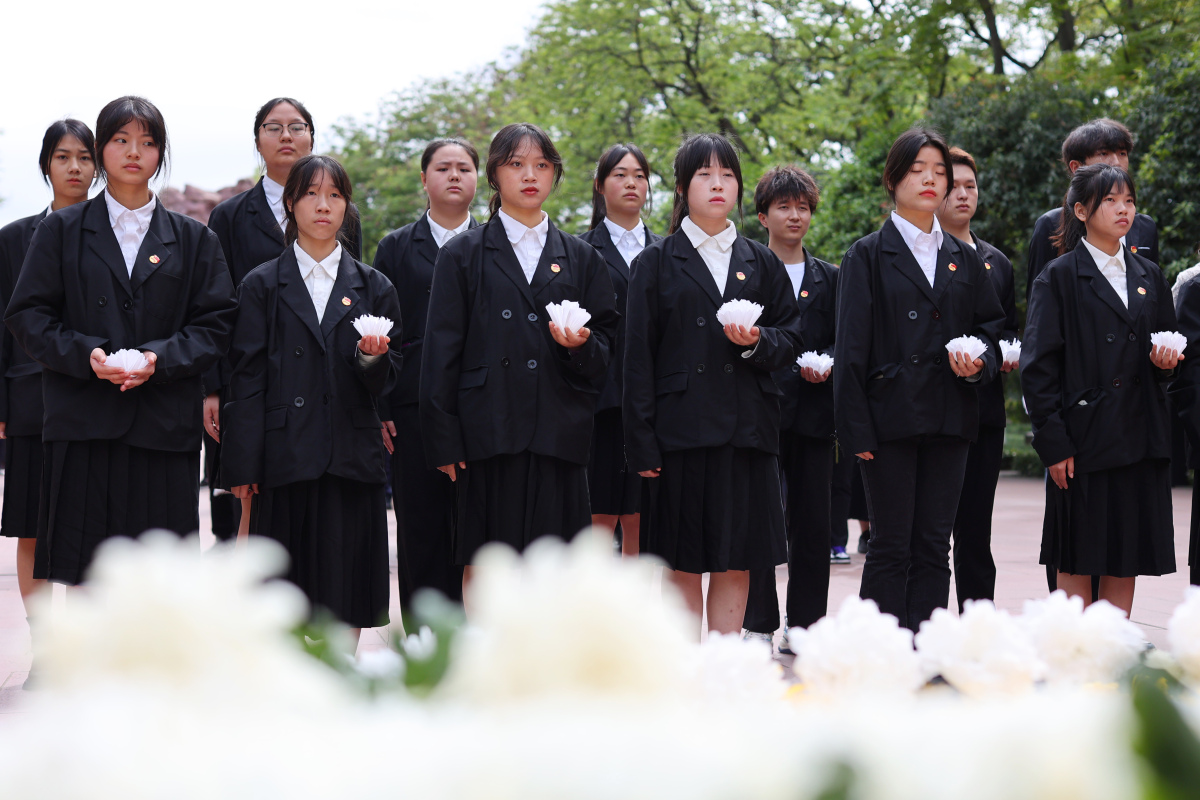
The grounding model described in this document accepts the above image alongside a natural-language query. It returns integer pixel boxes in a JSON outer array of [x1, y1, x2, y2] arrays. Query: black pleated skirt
[[35, 440, 200, 585], [455, 451, 591, 564], [252, 474, 390, 629], [1, 435, 42, 539], [1040, 458, 1176, 578], [641, 445, 787, 573], [587, 408, 641, 516]]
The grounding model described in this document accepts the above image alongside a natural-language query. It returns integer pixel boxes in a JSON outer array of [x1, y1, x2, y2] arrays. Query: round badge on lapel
[[736, 272, 746, 281], [984, 262, 992, 270], [342, 296, 352, 306], [1131, 246, 1139, 254], [948, 263, 958, 272], [1137, 287, 1147, 295], [551, 264, 561, 273], [149, 255, 160, 264], [800, 290, 809, 298]]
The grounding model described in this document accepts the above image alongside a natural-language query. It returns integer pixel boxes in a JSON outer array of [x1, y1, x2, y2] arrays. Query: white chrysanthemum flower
[[684, 632, 786, 703], [401, 625, 439, 661], [1167, 586, 1200, 687], [1020, 591, 1144, 685], [443, 529, 696, 701], [789, 596, 924, 696], [914, 600, 1045, 696]]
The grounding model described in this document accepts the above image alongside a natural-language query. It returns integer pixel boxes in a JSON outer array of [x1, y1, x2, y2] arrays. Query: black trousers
[[829, 441, 854, 549], [859, 436, 969, 632], [203, 430, 240, 541], [951, 424, 1003, 611], [392, 404, 463, 607], [744, 434, 833, 632]]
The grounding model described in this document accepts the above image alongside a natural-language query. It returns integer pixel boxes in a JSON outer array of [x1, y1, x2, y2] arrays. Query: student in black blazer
[[578, 143, 662, 557], [374, 138, 480, 609], [5, 97, 237, 586], [624, 134, 803, 639], [1024, 164, 1178, 615], [1170, 264, 1200, 586], [0, 120, 96, 621], [833, 128, 1005, 632], [205, 98, 363, 542], [421, 123, 619, 587], [936, 147, 1019, 611], [223, 155, 401, 640], [742, 166, 837, 648]]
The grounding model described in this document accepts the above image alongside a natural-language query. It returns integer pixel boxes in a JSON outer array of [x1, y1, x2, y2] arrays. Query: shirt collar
[[603, 216, 645, 246], [262, 175, 285, 208], [681, 215, 736, 252], [294, 241, 342, 280], [890, 211, 943, 252], [1082, 237, 1126, 274], [498, 208, 549, 246], [426, 211, 470, 247], [104, 190, 156, 230]]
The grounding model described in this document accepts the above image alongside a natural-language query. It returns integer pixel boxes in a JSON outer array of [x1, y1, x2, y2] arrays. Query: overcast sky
[[0, 0, 547, 220]]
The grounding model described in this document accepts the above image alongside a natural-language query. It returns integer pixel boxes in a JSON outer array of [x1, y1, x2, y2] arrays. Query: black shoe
[[857, 529, 871, 554]]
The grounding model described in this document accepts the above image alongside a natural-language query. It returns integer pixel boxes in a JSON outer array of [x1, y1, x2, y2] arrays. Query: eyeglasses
[[260, 123, 311, 137]]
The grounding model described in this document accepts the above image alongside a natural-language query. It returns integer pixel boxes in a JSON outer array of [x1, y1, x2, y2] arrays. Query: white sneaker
[[742, 630, 773, 646]]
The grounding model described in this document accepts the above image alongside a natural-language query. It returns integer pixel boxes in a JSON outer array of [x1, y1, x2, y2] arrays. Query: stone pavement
[[0, 472, 1194, 708]]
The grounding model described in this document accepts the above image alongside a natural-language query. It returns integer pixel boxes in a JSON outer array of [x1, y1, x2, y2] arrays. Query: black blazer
[[1026, 208, 1158, 303], [623, 230, 804, 473], [0, 209, 48, 436], [771, 250, 838, 439], [1023, 242, 1175, 473], [833, 220, 1005, 456], [1170, 273, 1200, 468], [4, 195, 237, 451], [420, 216, 619, 468], [372, 212, 479, 413], [221, 247, 402, 489], [974, 236, 1019, 428], [578, 223, 664, 413]]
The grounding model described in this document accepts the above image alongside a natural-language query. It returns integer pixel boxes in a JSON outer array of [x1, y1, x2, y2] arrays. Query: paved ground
[[0, 472, 1195, 708]]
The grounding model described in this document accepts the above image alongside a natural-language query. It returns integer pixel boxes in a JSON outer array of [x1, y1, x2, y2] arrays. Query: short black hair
[[254, 97, 314, 145], [753, 165, 820, 216], [281, 154, 360, 251], [38, 119, 96, 186], [484, 123, 564, 217], [882, 127, 952, 201], [1062, 118, 1133, 167], [1051, 164, 1137, 255], [947, 147, 977, 177], [94, 96, 169, 182], [590, 143, 652, 230], [421, 138, 480, 172], [668, 133, 743, 234]]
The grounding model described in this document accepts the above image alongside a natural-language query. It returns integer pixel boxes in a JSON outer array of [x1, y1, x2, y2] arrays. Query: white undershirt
[[681, 215, 737, 294], [262, 176, 287, 228], [603, 217, 646, 266], [427, 212, 470, 249], [104, 191, 156, 277], [1083, 237, 1128, 308], [498, 208, 549, 283], [784, 261, 807, 300], [891, 211, 943, 287], [294, 241, 341, 323]]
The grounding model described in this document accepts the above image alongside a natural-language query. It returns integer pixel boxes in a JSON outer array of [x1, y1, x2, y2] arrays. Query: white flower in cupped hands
[[789, 596, 924, 696], [914, 600, 1045, 696], [1167, 586, 1200, 687], [443, 528, 696, 701], [1020, 591, 1145, 685], [684, 632, 787, 704]]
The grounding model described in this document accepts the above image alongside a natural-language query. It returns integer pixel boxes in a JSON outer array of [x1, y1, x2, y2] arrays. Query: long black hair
[[281, 154, 360, 250], [589, 143, 651, 230], [668, 133, 742, 234], [485, 123, 563, 217], [38, 119, 96, 186], [94, 96, 169, 182], [1051, 164, 1137, 256]]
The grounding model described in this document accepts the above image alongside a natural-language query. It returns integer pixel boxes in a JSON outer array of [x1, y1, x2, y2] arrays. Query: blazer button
[[502, 309, 512, 319], [1134, 376, 1142, 385], [791, 364, 800, 373], [1128, 333, 1137, 342], [724, 364, 734, 374], [1112, 378, 1122, 388], [614, 292, 619, 301], [123, 299, 133, 310], [528, 313, 538, 322], [697, 317, 706, 327], [754, 357, 765, 365], [294, 346, 304, 357], [908, 311, 918, 320], [97, 296, 107, 307], [323, 394, 329, 405], [502, 357, 511, 367], [1106, 333, 1116, 342], [934, 356, 942, 365], [910, 354, 919, 364], [294, 397, 305, 408], [697, 363, 706, 373], [527, 359, 537, 370], [931, 310, 941, 320], [426, 286, 431, 294]]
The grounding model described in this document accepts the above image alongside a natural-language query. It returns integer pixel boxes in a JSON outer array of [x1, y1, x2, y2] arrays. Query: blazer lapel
[[530, 224, 569, 298], [483, 216, 536, 307], [413, 213, 439, 269], [722, 237, 756, 301], [930, 238, 959, 300], [83, 196, 133, 296], [129, 205, 176, 292], [320, 251, 363, 340], [795, 247, 822, 312], [278, 248, 324, 345], [248, 180, 285, 246], [21, 210, 47, 252], [672, 231, 723, 308], [881, 219, 939, 305], [596, 225, 631, 283], [1124, 245, 1148, 323], [1075, 245, 1134, 325]]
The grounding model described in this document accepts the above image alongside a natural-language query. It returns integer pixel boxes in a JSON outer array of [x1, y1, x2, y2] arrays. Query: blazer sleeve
[[220, 278, 269, 488], [420, 246, 470, 468], [622, 249, 662, 473], [204, 204, 236, 394], [5, 219, 110, 381], [997, 254, 1019, 345], [0, 234, 14, 424], [964, 257, 1005, 388], [353, 274, 403, 397], [1170, 277, 1200, 449], [832, 242, 877, 455], [744, 249, 803, 371], [140, 228, 238, 383], [1025, 214, 1058, 306], [553, 245, 617, 387], [1021, 271, 1073, 467], [369, 235, 399, 423], [1152, 266, 1179, 383]]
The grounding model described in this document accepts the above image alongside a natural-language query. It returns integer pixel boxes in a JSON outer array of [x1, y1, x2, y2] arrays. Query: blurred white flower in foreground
[[915, 600, 1045, 696], [443, 529, 696, 701], [685, 632, 786, 703], [1020, 591, 1144, 685], [789, 596, 924, 696], [1168, 587, 1200, 687]]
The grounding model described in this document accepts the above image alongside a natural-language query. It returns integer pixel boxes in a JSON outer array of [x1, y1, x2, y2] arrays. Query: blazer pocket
[[265, 406, 288, 431], [756, 371, 784, 397], [1064, 387, 1105, 445], [459, 365, 488, 390], [866, 362, 902, 399], [655, 370, 689, 396], [350, 407, 381, 429]]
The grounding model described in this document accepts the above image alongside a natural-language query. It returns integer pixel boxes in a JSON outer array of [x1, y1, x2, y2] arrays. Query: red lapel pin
[[149, 255, 160, 264], [736, 271, 746, 281], [550, 263, 561, 273], [948, 263, 958, 272], [800, 290, 809, 298]]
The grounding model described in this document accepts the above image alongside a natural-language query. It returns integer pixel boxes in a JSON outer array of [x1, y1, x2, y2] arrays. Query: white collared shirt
[[1083, 237, 1128, 308], [784, 261, 807, 300], [681, 215, 737, 294], [498, 208, 549, 283], [294, 241, 342, 323], [427, 212, 470, 249], [603, 217, 646, 266], [891, 211, 943, 287], [104, 190, 156, 276], [262, 176, 287, 228]]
